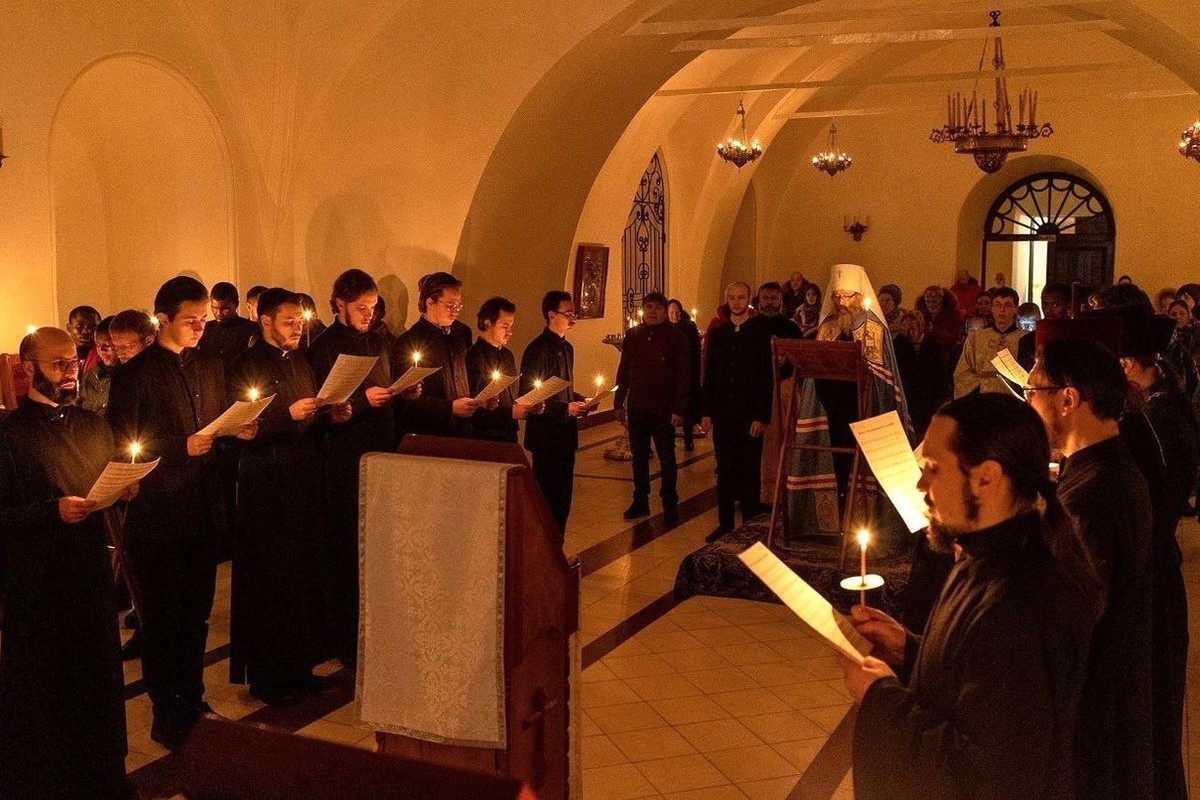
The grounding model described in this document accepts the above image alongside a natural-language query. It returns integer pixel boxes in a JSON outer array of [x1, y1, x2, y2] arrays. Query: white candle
[[412, 352, 421, 368], [856, 528, 870, 604], [248, 387, 259, 402], [130, 442, 141, 464]]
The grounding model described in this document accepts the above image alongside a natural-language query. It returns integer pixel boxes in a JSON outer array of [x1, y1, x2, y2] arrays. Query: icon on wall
[[573, 244, 609, 320]]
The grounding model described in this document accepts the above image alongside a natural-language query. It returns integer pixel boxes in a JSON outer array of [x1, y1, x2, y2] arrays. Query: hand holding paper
[[991, 348, 1030, 389], [197, 394, 276, 437], [87, 458, 161, 511], [317, 354, 379, 405], [473, 373, 520, 404], [516, 376, 570, 406], [849, 411, 928, 534]]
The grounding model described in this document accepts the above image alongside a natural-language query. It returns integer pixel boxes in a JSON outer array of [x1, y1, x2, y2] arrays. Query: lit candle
[[412, 352, 421, 368], [25, 325, 36, 336], [148, 313, 159, 328], [637, 308, 644, 319], [863, 296, 871, 312], [130, 442, 141, 464], [302, 309, 313, 348], [690, 307, 698, 319], [491, 369, 501, 382], [248, 387, 259, 402], [857, 528, 870, 605], [533, 378, 542, 390]]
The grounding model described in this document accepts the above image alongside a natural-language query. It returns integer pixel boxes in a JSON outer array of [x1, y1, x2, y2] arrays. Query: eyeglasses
[[550, 309, 577, 319], [95, 343, 115, 353], [1022, 385, 1064, 400], [33, 358, 80, 373], [437, 300, 465, 312]]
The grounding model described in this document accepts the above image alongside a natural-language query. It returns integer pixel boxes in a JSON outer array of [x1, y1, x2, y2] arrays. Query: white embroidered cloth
[[357, 453, 513, 748]]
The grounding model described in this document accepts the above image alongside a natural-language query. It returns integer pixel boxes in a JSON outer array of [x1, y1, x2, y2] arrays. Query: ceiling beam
[[671, 19, 1122, 52], [654, 61, 1157, 98], [628, 0, 1108, 36]]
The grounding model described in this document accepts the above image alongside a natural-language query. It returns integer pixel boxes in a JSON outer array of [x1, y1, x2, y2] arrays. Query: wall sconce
[[0, 121, 7, 168], [843, 215, 869, 241]]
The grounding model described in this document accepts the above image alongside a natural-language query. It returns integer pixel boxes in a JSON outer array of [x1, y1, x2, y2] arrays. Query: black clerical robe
[[0, 400, 128, 798], [520, 328, 581, 534], [226, 340, 327, 691], [392, 316, 473, 437], [466, 338, 518, 443], [197, 315, 257, 370], [308, 320, 393, 663], [1057, 436, 1154, 800], [854, 512, 1094, 800]]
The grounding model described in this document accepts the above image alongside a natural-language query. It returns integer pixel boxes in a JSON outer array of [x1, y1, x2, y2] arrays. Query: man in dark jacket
[[615, 292, 690, 525], [467, 297, 539, 443], [520, 290, 588, 535], [1026, 337, 1154, 800], [197, 281, 257, 369], [702, 282, 773, 541], [846, 394, 1096, 799], [107, 276, 254, 750]]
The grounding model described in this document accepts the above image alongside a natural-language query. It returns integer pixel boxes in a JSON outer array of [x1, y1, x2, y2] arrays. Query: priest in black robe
[[0, 327, 131, 799], [308, 269, 397, 666], [106, 276, 236, 750], [467, 297, 538, 443], [845, 394, 1097, 800], [1027, 337, 1154, 800], [227, 288, 352, 705], [392, 271, 482, 438]]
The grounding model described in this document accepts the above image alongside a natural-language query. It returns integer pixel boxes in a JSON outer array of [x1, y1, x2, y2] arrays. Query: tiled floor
[[117, 419, 1200, 798]]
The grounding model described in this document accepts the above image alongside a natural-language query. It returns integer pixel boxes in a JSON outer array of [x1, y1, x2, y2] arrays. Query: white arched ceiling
[[50, 54, 234, 320]]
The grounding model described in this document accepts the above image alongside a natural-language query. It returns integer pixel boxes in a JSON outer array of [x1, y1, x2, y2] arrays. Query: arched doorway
[[621, 152, 667, 321], [981, 172, 1115, 301]]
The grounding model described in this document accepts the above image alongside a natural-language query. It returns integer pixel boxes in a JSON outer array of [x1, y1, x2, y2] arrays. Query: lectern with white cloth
[[357, 436, 579, 800]]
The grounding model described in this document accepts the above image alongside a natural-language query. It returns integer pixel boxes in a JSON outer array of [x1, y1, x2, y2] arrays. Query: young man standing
[[615, 292, 690, 525], [954, 286, 1027, 397], [198, 281, 257, 369], [467, 297, 539, 444]]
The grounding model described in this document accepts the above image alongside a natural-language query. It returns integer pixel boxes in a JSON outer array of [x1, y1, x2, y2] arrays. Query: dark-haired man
[[108, 309, 158, 364], [393, 271, 482, 438], [521, 291, 588, 535], [79, 316, 117, 415], [308, 269, 398, 665], [467, 297, 538, 443], [245, 285, 267, 322], [228, 288, 350, 705], [845, 393, 1096, 799], [198, 281, 257, 369], [615, 292, 690, 525], [107, 276, 252, 750], [954, 286, 1026, 397], [752, 281, 801, 339], [1026, 337, 1154, 799], [0, 328, 133, 799], [68, 304, 102, 371]]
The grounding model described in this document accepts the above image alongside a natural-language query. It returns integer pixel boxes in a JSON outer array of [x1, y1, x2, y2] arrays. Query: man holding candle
[[227, 288, 352, 705], [107, 276, 249, 750], [521, 290, 589, 535], [843, 393, 1099, 799], [0, 327, 134, 798], [467, 296, 538, 443], [393, 271, 483, 438]]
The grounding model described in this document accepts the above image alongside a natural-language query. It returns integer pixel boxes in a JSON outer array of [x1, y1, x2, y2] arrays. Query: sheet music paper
[[196, 394, 276, 437], [990, 348, 1030, 389], [580, 385, 617, 411], [738, 543, 872, 664], [849, 411, 928, 534], [388, 366, 441, 395], [472, 373, 520, 404], [316, 354, 379, 405], [515, 376, 570, 406], [87, 458, 161, 510]]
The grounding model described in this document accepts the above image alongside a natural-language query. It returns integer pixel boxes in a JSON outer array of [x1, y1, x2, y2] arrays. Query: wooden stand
[[372, 436, 580, 800], [766, 340, 873, 570]]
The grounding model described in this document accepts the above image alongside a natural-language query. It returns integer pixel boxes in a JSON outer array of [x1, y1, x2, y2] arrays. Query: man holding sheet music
[[107, 276, 254, 751], [0, 327, 139, 798], [843, 393, 1098, 800], [953, 287, 1028, 397], [467, 297, 540, 443], [226, 288, 352, 706]]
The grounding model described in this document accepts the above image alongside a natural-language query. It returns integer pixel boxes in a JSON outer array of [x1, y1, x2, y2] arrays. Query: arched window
[[982, 172, 1115, 300], [622, 152, 667, 320]]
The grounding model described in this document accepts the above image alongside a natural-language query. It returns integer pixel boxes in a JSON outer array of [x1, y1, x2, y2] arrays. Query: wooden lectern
[[767, 339, 873, 567], [367, 436, 579, 800]]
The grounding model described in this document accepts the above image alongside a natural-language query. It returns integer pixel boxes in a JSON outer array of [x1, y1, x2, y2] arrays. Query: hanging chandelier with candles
[[716, 100, 763, 168], [930, 10, 1053, 174], [1179, 113, 1200, 163], [812, 123, 853, 177]]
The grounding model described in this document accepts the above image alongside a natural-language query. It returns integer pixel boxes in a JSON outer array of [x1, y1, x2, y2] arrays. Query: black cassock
[[0, 400, 127, 798], [465, 339, 518, 443], [226, 340, 326, 693], [308, 320, 394, 665], [392, 316, 473, 438], [1057, 435, 1154, 800], [853, 512, 1094, 800]]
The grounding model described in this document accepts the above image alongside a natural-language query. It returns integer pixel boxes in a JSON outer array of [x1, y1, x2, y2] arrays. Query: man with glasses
[[1025, 336, 1154, 799], [0, 327, 133, 798], [393, 271, 485, 438], [521, 290, 590, 535], [79, 315, 117, 415], [107, 309, 159, 364]]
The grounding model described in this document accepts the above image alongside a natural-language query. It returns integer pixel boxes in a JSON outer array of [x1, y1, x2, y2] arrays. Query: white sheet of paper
[[473, 373, 520, 404], [990, 348, 1030, 389], [316, 354, 379, 405], [849, 411, 928, 534], [196, 394, 276, 437], [388, 366, 441, 395], [86, 458, 161, 510], [580, 385, 617, 411], [515, 376, 571, 406], [738, 542, 872, 664]]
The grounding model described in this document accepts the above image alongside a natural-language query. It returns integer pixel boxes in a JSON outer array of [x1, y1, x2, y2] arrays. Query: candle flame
[[130, 442, 141, 462], [856, 528, 870, 549], [595, 375, 604, 387], [302, 309, 313, 321], [533, 379, 542, 389], [25, 325, 36, 336], [148, 314, 159, 328], [491, 370, 500, 381], [412, 352, 421, 366], [248, 387, 259, 402]]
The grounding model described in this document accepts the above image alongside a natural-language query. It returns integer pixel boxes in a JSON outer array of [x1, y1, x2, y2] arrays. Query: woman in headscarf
[[793, 284, 822, 338], [783, 264, 913, 546], [876, 284, 905, 337]]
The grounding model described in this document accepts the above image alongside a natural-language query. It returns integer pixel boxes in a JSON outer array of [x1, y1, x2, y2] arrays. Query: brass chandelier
[[716, 100, 763, 168], [930, 11, 1053, 173], [812, 123, 853, 177], [1179, 113, 1200, 163]]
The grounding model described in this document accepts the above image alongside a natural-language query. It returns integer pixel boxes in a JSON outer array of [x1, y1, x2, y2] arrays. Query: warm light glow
[[595, 375, 604, 388], [863, 297, 872, 311], [690, 308, 698, 319], [129, 442, 142, 463], [148, 314, 159, 328], [857, 528, 870, 550], [491, 370, 500, 381], [248, 387, 259, 402], [637, 308, 644, 318], [412, 352, 421, 367], [533, 379, 542, 389], [25, 325, 36, 336], [302, 309, 314, 322]]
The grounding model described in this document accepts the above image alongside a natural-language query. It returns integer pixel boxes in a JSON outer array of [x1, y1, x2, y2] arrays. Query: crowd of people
[[2, 260, 1197, 798]]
